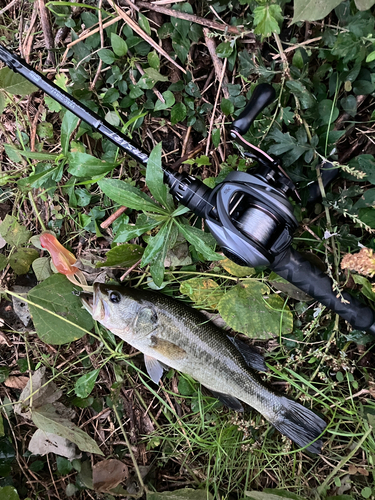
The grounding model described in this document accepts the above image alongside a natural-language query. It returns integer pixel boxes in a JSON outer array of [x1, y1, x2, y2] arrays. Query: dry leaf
[[348, 464, 358, 475], [5, 376, 29, 389], [28, 428, 80, 459], [0, 331, 11, 346], [93, 459, 128, 492]]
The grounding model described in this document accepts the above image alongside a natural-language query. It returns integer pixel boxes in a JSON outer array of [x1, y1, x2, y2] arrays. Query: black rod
[[0, 44, 149, 165]]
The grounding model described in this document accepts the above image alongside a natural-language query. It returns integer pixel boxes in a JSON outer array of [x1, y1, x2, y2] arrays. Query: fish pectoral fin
[[144, 355, 164, 384], [209, 390, 244, 412], [150, 336, 186, 361], [227, 336, 268, 372]]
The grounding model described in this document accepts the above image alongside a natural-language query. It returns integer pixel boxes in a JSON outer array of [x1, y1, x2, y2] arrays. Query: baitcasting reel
[[1, 44, 375, 335]]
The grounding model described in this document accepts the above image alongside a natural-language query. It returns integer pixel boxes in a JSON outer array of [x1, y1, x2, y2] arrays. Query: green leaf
[[100, 244, 144, 267], [318, 99, 339, 124], [67, 152, 117, 177], [292, 0, 344, 23], [0, 215, 32, 247], [253, 4, 283, 37], [113, 215, 160, 243], [146, 143, 175, 210], [154, 90, 175, 111], [98, 178, 166, 214], [111, 33, 128, 57], [220, 258, 255, 277], [148, 51, 160, 70], [341, 95, 357, 117], [172, 34, 190, 63], [9, 247, 39, 275], [180, 278, 224, 309], [221, 98, 234, 116], [147, 488, 213, 500], [366, 50, 375, 62], [61, 111, 79, 156], [353, 80, 375, 95], [0, 486, 20, 500], [286, 81, 315, 109], [0, 67, 38, 96], [142, 220, 172, 266], [98, 48, 116, 64], [57, 456, 73, 476], [75, 369, 100, 398], [217, 282, 293, 339], [138, 12, 151, 35], [32, 404, 103, 455], [28, 274, 94, 345], [212, 128, 220, 149], [171, 102, 187, 125], [175, 221, 222, 262], [216, 42, 233, 58], [355, 0, 375, 9], [0, 91, 6, 115], [0, 254, 7, 272]]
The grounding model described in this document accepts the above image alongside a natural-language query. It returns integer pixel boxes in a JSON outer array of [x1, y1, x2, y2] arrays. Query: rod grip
[[232, 83, 276, 135], [272, 248, 375, 335]]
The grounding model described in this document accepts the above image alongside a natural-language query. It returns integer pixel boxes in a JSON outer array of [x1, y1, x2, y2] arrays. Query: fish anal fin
[[150, 336, 186, 361], [144, 355, 164, 384], [210, 390, 244, 412], [228, 336, 268, 372]]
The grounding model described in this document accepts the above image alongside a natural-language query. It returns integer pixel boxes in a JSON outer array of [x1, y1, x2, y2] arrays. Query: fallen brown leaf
[[93, 459, 128, 492], [5, 375, 29, 389]]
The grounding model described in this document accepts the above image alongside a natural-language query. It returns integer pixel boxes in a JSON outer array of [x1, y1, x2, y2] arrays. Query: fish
[[81, 283, 326, 453]]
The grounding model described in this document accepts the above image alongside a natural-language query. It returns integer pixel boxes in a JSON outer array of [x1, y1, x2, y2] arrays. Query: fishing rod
[[1, 44, 375, 336]]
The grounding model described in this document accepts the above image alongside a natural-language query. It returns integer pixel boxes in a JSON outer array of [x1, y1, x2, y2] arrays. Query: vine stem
[[28, 191, 46, 232]]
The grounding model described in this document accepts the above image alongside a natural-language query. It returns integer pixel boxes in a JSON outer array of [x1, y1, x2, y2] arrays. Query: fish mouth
[[81, 283, 107, 321], [81, 292, 94, 314]]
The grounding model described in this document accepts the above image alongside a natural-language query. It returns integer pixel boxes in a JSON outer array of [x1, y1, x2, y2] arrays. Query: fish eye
[[109, 291, 121, 304]]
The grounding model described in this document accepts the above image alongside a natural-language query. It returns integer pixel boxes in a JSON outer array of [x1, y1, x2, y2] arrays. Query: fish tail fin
[[273, 397, 326, 454]]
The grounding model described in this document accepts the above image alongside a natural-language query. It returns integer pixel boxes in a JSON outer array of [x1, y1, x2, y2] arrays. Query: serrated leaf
[[175, 221, 222, 262], [75, 369, 100, 398], [253, 4, 283, 37], [28, 274, 94, 345], [146, 143, 175, 211], [0, 215, 32, 247], [171, 102, 186, 125], [9, 248, 39, 275], [32, 403, 103, 455], [67, 152, 117, 177], [100, 244, 144, 267], [98, 178, 166, 214], [217, 282, 293, 339], [180, 278, 224, 309], [111, 33, 128, 57], [292, 0, 344, 23], [0, 67, 38, 96]]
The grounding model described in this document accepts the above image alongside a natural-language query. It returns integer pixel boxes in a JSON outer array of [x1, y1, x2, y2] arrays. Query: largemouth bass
[[82, 283, 326, 453]]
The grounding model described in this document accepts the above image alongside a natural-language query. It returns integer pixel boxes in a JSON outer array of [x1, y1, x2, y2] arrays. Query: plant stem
[[28, 191, 46, 232]]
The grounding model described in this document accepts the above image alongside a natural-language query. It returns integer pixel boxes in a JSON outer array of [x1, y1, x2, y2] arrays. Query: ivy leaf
[[146, 143, 175, 211], [98, 178, 166, 214], [98, 49, 116, 65], [28, 274, 94, 345], [221, 99, 234, 116], [100, 244, 144, 267], [253, 4, 283, 37], [292, 0, 344, 23]]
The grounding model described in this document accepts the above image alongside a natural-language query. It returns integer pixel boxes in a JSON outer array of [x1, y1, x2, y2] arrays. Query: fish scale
[[82, 283, 326, 453]]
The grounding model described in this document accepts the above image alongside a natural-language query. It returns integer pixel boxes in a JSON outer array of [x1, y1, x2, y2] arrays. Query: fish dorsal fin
[[144, 355, 164, 384], [227, 336, 268, 372], [150, 336, 186, 361], [209, 390, 244, 412], [134, 306, 158, 335]]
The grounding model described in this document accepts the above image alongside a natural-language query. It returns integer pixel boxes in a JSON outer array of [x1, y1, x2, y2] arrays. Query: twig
[[100, 206, 128, 229], [170, 141, 205, 170], [23, 3, 39, 63], [272, 36, 322, 60], [38, 0, 56, 66], [203, 28, 229, 99], [181, 126, 191, 156], [28, 192, 46, 232], [106, 0, 186, 74], [206, 57, 227, 156], [90, 0, 104, 91], [137, 1, 247, 36], [128, 50, 165, 104], [120, 258, 142, 281], [0, 0, 19, 17]]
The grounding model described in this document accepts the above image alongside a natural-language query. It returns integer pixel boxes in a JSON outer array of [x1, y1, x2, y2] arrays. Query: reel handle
[[232, 83, 276, 135], [272, 247, 375, 335]]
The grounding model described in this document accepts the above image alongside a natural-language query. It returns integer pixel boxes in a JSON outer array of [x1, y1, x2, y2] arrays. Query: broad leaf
[[0, 215, 32, 247], [98, 178, 166, 214], [180, 278, 224, 309], [147, 488, 213, 500], [0, 67, 37, 95], [175, 221, 222, 262], [217, 282, 293, 339], [292, 0, 344, 23], [154, 90, 175, 111], [220, 258, 255, 277], [171, 102, 187, 125], [146, 143, 175, 211], [67, 152, 117, 177], [9, 247, 39, 275], [253, 4, 283, 37], [28, 274, 94, 345], [114, 215, 160, 243], [75, 369, 100, 398], [111, 33, 128, 57], [0, 486, 20, 500], [61, 111, 79, 156], [32, 403, 103, 455], [100, 244, 144, 267], [142, 220, 172, 266], [286, 81, 315, 109]]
